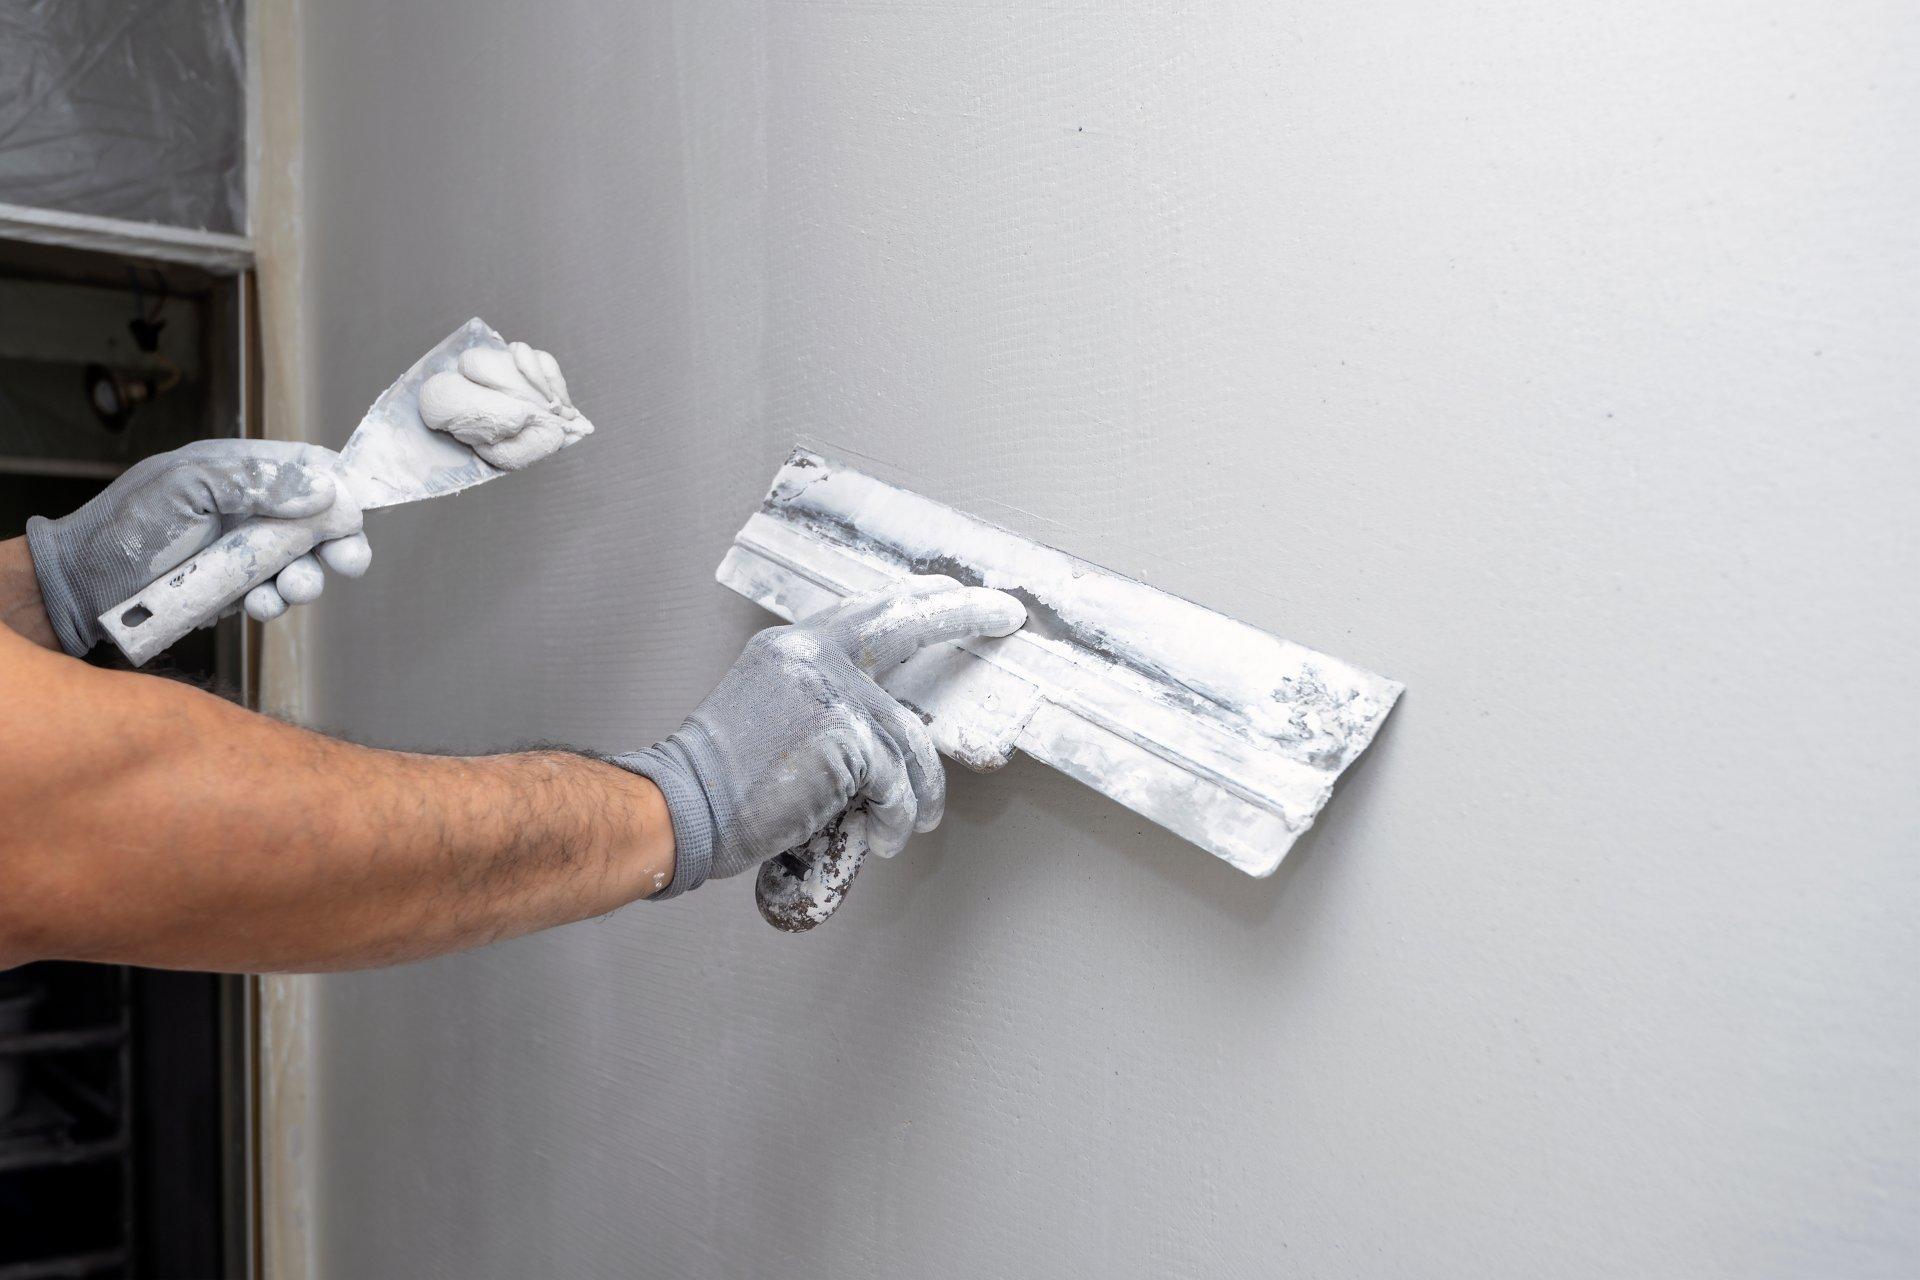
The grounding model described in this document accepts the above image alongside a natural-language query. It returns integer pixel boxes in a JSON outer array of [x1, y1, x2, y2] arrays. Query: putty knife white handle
[[99, 516, 327, 666]]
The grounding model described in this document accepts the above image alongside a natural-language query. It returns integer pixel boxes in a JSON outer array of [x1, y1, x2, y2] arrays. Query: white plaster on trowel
[[97, 320, 528, 666], [719, 450, 1404, 877], [418, 342, 594, 471]]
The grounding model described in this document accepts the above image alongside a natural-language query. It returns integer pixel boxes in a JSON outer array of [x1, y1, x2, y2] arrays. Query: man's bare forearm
[[0, 625, 674, 972], [0, 536, 58, 651]]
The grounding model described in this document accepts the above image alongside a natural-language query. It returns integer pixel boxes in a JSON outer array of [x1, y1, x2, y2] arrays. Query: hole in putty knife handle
[[120, 605, 153, 627]]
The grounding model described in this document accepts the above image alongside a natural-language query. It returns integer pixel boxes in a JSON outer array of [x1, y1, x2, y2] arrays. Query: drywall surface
[[294, 2, 1918, 1276]]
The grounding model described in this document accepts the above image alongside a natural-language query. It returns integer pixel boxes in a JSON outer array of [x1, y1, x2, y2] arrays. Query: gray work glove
[[25, 439, 370, 657], [617, 576, 1027, 897]]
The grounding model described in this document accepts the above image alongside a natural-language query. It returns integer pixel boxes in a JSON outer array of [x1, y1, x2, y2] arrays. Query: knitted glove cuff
[[612, 740, 716, 899], [24, 514, 102, 657]]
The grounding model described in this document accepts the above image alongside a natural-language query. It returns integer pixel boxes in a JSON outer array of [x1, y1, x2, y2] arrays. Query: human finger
[[243, 581, 288, 621], [317, 532, 372, 578], [274, 554, 326, 606], [824, 580, 1027, 672], [850, 677, 946, 845]]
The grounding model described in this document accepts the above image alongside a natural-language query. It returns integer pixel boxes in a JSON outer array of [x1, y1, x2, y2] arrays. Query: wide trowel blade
[[718, 449, 1404, 881], [339, 317, 511, 510]]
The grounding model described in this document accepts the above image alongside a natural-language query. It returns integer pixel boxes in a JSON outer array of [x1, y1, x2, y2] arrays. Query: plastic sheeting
[[0, 0, 245, 233]]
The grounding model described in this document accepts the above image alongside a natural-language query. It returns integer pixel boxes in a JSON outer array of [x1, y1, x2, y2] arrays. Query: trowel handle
[[754, 808, 870, 932], [99, 517, 323, 666]]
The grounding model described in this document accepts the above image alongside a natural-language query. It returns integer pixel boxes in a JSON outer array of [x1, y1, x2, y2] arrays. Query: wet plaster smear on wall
[[295, 1, 1917, 1276]]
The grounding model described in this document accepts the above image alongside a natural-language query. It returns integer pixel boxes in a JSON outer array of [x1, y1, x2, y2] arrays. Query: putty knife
[[103, 318, 527, 666], [719, 449, 1403, 930]]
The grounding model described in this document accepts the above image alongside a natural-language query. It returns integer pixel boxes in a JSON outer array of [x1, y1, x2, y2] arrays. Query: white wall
[[295, 2, 1918, 1276]]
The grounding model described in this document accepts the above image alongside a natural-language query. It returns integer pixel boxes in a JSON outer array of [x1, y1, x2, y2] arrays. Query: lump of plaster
[[418, 341, 593, 470]]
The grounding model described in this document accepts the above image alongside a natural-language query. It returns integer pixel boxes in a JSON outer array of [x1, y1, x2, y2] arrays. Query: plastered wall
[[296, 2, 1917, 1276]]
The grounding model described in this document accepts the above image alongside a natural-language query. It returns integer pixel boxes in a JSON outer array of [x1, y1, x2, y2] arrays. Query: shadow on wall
[[700, 704, 1416, 1274], [895, 697, 1406, 936]]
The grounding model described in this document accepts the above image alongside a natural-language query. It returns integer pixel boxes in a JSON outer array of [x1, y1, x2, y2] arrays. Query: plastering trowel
[[720, 450, 1403, 931], [102, 318, 559, 666]]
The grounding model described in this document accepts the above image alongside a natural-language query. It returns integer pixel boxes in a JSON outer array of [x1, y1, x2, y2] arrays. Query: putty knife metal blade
[[338, 317, 509, 509], [719, 449, 1403, 892], [101, 318, 527, 665]]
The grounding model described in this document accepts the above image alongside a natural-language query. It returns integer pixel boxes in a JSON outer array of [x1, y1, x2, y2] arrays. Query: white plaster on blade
[[97, 319, 571, 667], [718, 450, 1404, 877], [331, 319, 514, 510], [418, 341, 594, 471]]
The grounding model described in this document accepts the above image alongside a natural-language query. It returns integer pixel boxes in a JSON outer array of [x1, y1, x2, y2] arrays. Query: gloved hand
[[617, 576, 1027, 897], [25, 439, 369, 657]]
